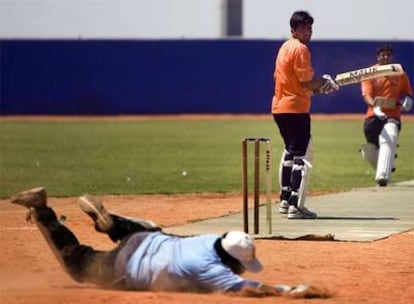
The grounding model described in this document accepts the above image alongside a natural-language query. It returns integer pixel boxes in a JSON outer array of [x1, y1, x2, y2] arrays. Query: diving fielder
[[11, 187, 328, 298], [360, 44, 413, 186]]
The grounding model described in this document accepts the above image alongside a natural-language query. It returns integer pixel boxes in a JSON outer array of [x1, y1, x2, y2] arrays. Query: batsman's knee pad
[[376, 122, 399, 183], [360, 143, 378, 169]]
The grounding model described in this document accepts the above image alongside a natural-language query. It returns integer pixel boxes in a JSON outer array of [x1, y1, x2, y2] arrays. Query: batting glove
[[401, 96, 413, 112], [373, 106, 387, 120], [319, 74, 340, 95]]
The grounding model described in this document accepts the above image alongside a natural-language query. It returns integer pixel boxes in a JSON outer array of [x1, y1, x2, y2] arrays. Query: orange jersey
[[361, 64, 413, 119], [271, 38, 314, 114]]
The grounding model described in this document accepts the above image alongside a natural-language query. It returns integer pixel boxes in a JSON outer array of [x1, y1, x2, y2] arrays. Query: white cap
[[221, 231, 263, 273]]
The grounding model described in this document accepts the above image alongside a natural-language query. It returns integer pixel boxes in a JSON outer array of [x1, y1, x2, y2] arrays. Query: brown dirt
[[1, 114, 413, 303], [1, 193, 413, 304]]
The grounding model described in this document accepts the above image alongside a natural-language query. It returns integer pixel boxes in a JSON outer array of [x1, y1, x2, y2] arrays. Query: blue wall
[[1, 39, 413, 115]]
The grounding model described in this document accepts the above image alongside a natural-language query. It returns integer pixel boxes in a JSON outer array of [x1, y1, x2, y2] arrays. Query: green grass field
[[1, 116, 413, 198]]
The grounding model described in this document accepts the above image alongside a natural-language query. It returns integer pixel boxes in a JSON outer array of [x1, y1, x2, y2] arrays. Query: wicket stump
[[242, 137, 272, 234]]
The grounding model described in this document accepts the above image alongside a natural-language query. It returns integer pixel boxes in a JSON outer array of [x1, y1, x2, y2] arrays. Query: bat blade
[[335, 64, 404, 87]]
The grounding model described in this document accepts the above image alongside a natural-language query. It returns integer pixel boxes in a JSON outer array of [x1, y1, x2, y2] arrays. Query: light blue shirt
[[124, 232, 260, 292]]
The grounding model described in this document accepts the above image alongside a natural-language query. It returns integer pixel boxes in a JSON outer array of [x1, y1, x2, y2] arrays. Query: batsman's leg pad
[[291, 158, 304, 192], [297, 139, 313, 208], [279, 150, 293, 201], [360, 143, 378, 169], [291, 158, 312, 208], [375, 121, 399, 183]]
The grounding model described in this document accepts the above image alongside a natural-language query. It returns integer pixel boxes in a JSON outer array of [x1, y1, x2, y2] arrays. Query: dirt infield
[[1, 114, 413, 303], [1, 193, 413, 304]]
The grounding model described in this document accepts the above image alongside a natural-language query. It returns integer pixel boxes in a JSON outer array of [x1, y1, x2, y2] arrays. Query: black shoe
[[377, 179, 388, 187], [11, 187, 47, 209]]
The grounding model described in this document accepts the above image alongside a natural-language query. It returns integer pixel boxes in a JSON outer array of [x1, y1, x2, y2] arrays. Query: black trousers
[[33, 206, 157, 288], [363, 116, 401, 147], [273, 113, 311, 156]]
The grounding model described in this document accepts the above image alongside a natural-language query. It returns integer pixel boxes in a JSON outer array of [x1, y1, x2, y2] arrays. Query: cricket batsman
[[360, 44, 413, 186]]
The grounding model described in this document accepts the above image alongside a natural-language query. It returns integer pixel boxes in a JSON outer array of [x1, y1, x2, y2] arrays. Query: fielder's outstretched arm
[[229, 283, 331, 298]]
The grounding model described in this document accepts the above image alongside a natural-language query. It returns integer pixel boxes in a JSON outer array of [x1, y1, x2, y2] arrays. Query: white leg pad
[[360, 143, 378, 169], [375, 122, 398, 182], [278, 149, 293, 190], [298, 139, 313, 208], [278, 150, 287, 190]]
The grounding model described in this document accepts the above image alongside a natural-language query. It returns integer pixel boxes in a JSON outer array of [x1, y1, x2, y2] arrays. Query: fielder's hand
[[275, 284, 331, 299], [319, 74, 340, 95], [235, 284, 331, 298], [373, 106, 387, 120], [401, 96, 413, 112]]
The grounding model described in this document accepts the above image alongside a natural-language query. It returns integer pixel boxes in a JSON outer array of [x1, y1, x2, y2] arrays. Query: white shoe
[[122, 216, 159, 230], [78, 194, 114, 231], [279, 200, 289, 214], [287, 205, 317, 219]]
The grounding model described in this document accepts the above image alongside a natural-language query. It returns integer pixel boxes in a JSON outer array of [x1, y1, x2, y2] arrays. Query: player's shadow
[[317, 216, 397, 220]]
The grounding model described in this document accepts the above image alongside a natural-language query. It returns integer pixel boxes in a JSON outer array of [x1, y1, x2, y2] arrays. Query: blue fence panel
[[1, 39, 413, 115]]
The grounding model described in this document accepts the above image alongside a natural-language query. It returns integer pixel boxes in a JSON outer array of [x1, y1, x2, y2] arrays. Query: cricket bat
[[334, 64, 404, 87]]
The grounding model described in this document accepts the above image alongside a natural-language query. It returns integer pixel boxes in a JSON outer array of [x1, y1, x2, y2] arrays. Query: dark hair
[[290, 11, 314, 30], [214, 234, 245, 275], [377, 44, 393, 55]]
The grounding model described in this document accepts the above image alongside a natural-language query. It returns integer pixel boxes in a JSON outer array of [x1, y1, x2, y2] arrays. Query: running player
[[360, 44, 413, 186]]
